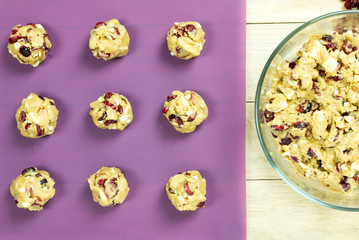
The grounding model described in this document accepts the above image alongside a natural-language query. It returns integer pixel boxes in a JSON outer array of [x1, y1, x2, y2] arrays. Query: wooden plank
[[247, 180, 359, 240], [247, 0, 344, 23], [246, 23, 301, 102]]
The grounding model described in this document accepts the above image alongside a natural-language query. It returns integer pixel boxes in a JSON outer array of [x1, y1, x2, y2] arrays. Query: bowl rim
[[255, 10, 359, 211]]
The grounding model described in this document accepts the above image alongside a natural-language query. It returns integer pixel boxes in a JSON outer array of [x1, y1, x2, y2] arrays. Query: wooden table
[[246, 1, 359, 239]]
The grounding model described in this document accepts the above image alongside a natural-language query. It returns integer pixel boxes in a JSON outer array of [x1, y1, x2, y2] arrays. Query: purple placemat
[[0, 0, 246, 239]]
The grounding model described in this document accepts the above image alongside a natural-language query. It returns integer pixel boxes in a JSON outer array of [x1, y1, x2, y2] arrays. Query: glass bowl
[[255, 10, 359, 211]]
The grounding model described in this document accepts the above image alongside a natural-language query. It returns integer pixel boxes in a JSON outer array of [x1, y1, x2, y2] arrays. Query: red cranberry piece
[[354, 173, 359, 182], [321, 34, 333, 42], [11, 29, 18, 35], [114, 27, 120, 35], [14, 200, 18, 204], [263, 109, 275, 122], [271, 124, 288, 131], [104, 92, 114, 99], [35, 173, 42, 177], [95, 22, 106, 28], [340, 177, 350, 191], [271, 132, 278, 138], [296, 100, 312, 113], [190, 93, 196, 105], [104, 120, 117, 126], [186, 24, 196, 32], [36, 124, 44, 136], [97, 111, 107, 121], [184, 182, 193, 195], [325, 42, 337, 50], [318, 70, 326, 77], [22, 167, 36, 175], [337, 61, 343, 71], [342, 40, 353, 54], [169, 114, 183, 125], [177, 28, 185, 36], [102, 101, 117, 110], [307, 148, 318, 159], [19, 46, 31, 57], [291, 156, 299, 162], [344, 0, 352, 9], [353, 46, 358, 51], [331, 76, 343, 81], [26, 23, 36, 28], [50, 101, 55, 106], [162, 107, 168, 114], [167, 95, 177, 102], [19, 111, 26, 122], [279, 137, 292, 146], [290, 133, 299, 140], [187, 114, 196, 122], [336, 162, 342, 173], [97, 178, 107, 187], [117, 105, 123, 114], [176, 47, 181, 53], [293, 121, 308, 129], [289, 62, 296, 69], [8, 35, 22, 44], [197, 201, 206, 208], [312, 81, 319, 91]]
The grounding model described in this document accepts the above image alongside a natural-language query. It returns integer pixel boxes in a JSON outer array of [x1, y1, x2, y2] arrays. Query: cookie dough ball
[[163, 90, 208, 133], [166, 170, 206, 211], [167, 21, 205, 60], [10, 167, 55, 211], [90, 92, 133, 130], [88, 167, 130, 207], [15, 93, 59, 138], [89, 19, 130, 60], [8, 23, 52, 67]]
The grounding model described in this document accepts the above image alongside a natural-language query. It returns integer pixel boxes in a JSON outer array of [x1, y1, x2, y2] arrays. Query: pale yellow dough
[[7, 23, 52, 67], [89, 19, 130, 60], [166, 21, 205, 60], [15, 93, 59, 138], [88, 167, 130, 207], [10, 167, 55, 211], [166, 170, 206, 211], [265, 30, 359, 194], [90, 92, 133, 130], [163, 90, 208, 133]]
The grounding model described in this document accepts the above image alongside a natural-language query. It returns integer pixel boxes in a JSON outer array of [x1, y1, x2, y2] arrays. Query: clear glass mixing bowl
[[255, 10, 359, 211]]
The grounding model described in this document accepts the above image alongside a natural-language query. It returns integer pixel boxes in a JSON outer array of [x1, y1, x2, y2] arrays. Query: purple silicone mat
[[0, 0, 246, 239]]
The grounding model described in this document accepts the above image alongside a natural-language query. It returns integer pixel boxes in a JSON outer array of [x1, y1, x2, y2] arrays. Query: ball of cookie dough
[[15, 93, 59, 138], [162, 90, 208, 133], [10, 167, 55, 211], [89, 19, 130, 60], [166, 21, 205, 60], [88, 167, 130, 207], [8, 23, 52, 67], [90, 92, 133, 130], [166, 170, 206, 211]]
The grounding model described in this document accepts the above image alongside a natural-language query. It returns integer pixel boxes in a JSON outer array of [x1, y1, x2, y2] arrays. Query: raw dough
[[264, 30, 359, 194], [166, 170, 206, 211], [89, 19, 130, 60], [90, 92, 133, 130], [166, 21, 205, 60], [163, 90, 208, 133], [88, 167, 130, 207], [10, 167, 55, 211], [15, 93, 59, 138], [8, 23, 51, 67]]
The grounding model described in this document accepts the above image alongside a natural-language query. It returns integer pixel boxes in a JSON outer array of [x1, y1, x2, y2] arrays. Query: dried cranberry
[[31, 203, 41, 207], [271, 132, 277, 138], [167, 95, 177, 101], [50, 101, 55, 105], [104, 120, 117, 126], [187, 114, 196, 122], [342, 40, 353, 54], [14, 200, 18, 204], [325, 42, 337, 50], [290, 133, 299, 140], [8, 35, 22, 44], [36, 124, 44, 136], [336, 162, 342, 173], [340, 177, 350, 191], [97, 111, 107, 121], [291, 156, 299, 162], [353, 46, 358, 51], [114, 27, 120, 35], [22, 167, 36, 175], [296, 100, 311, 113], [117, 105, 123, 114], [279, 137, 292, 145], [176, 47, 181, 53], [35, 173, 42, 177], [289, 62, 296, 69], [318, 70, 326, 77], [102, 100, 117, 110], [184, 182, 193, 195], [19, 111, 26, 122], [177, 28, 185, 36], [104, 92, 114, 99], [95, 22, 106, 28], [40, 179, 48, 185], [169, 114, 183, 125], [11, 29, 18, 35], [271, 124, 288, 131], [19, 46, 31, 57], [354, 173, 359, 182], [263, 109, 275, 122], [97, 178, 107, 187], [331, 76, 343, 81], [321, 34, 333, 42], [186, 24, 196, 32], [307, 148, 318, 159], [197, 201, 206, 208], [293, 121, 308, 129], [162, 107, 168, 114], [26, 23, 36, 28]]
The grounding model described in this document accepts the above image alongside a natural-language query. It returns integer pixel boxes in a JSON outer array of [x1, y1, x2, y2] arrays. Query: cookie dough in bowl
[[166, 170, 206, 211], [8, 23, 52, 67], [10, 167, 55, 211], [15, 93, 59, 138], [167, 21, 205, 60], [89, 19, 130, 60], [88, 167, 130, 207], [90, 92, 133, 130], [162, 90, 208, 133]]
